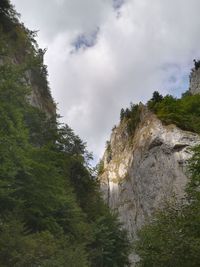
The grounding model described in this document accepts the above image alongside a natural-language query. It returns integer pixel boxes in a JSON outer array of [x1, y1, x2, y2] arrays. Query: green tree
[[148, 91, 200, 134], [0, 217, 89, 267], [90, 214, 131, 267], [151, 91, 163, 102], [0, 0, 12, 13], [120, 108, 125, 121]]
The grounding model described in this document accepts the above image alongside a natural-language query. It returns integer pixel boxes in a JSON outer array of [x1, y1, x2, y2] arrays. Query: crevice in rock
[[173, 144, 189, 152]]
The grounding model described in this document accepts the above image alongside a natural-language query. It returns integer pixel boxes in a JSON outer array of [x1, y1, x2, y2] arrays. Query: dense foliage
[[0, 2, 131, 266], [147, 90, 200, 134], [135, 144, 200, 267], [120, 103, 141, 135], [193, 59, 200, 70]]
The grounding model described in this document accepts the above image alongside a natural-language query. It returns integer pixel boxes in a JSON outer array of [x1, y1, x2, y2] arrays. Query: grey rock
[[25, 69, 56, 118], [189, 67, 200, 95], [99, 106, 200, 266]]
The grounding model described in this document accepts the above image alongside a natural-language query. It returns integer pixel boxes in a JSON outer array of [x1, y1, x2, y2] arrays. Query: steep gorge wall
[[189, 66, 200, 95], [0, 56, 55, 118], [100, 67, 200, 265], [101, 106, 200, 233], [25, 69, 56, 118]]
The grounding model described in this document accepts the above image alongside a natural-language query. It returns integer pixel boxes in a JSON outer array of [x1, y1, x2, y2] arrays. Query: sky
[[12, 0, 200, 163]]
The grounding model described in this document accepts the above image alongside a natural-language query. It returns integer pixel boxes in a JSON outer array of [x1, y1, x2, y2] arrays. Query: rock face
[[25, 70, 56, 118], [100, 105, 200, 265], [1, 55, 55, 117], [189, 67, 200, 95]]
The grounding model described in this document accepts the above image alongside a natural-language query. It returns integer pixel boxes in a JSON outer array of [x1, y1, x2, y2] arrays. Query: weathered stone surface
[[25, 70, 56, 118], [100, 106, 200, 266], [189, 67, 200, 95], [1, 52, 56, 118]]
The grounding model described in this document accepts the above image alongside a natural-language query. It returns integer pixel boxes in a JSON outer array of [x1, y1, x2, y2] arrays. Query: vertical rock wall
[[25, 70, 56, 118], [100, 106, 200, 265], [189, 66, 200, 95]]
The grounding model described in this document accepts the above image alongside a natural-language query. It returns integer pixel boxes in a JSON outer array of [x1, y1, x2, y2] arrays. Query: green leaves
[[148, 91, 200, 134], [120, 103, 141, 136], [90, 215, 131, 267], [0, 217, 90, 267]]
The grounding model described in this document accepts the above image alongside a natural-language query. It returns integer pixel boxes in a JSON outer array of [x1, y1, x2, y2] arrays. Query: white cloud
[[12, 0, 113, 40], [12, 0, 200, 162]]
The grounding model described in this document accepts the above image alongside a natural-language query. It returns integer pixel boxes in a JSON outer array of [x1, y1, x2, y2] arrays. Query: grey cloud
[[113, 0, 125, 10], [71, 28, 99, 52]]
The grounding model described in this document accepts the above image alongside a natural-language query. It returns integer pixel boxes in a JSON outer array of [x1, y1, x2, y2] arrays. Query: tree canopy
[[148, 91, 200, 134]]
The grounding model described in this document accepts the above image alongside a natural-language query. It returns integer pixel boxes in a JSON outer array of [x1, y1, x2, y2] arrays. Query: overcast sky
[[12, 0, 200, 162]]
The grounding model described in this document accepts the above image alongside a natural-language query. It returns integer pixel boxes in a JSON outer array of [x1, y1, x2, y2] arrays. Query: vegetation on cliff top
[[120, 103, 141, 136], [147, 90, 200, 134], [120, 88, 200, 139], [0, 1, 131, 266]]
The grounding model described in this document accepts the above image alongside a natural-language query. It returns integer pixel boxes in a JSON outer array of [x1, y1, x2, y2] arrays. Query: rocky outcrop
[[189, 66, 200, 95], [25, 70, 56, 118], [1, 54, 55, 117], [100, 105, 200, 265]]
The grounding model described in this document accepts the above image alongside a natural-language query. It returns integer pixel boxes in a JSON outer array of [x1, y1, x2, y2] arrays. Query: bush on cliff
[[148, 91, 200, 134]]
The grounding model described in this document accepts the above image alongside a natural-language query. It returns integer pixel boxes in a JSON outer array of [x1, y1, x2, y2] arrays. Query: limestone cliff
[[0, 56, 55, 117], [101, 106, 199, 226], [1, 51, 56, 117], [189, 64, 200, 95], [25, 69, 56, 118], [100, 67, 200, 265]]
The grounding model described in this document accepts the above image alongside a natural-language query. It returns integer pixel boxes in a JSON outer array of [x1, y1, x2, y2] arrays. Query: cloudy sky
[[12, 0, 200, 162]]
